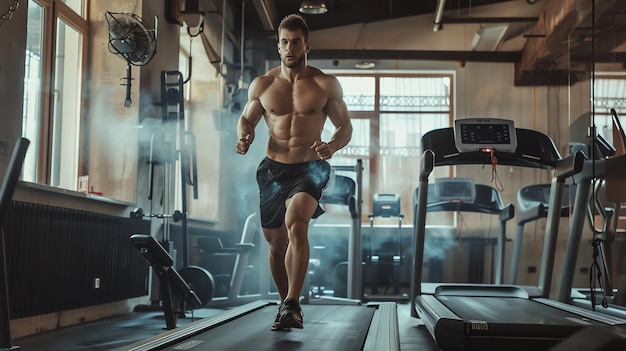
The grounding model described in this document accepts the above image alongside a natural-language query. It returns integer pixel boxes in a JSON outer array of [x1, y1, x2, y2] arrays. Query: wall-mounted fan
[[105, 12, 158, 108]]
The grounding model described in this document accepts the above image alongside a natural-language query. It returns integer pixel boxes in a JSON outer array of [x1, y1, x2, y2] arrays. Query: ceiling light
[[299, 0, 328, 15], [355, 62, 375, 69], [471, 25, 509, 51]]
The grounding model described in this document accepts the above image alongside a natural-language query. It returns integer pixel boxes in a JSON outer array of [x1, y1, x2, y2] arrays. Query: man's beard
[[282, 53, 305, 68]]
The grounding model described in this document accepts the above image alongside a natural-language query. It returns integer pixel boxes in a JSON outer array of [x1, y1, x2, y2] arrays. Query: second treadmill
[[409, 118, 626, 351]]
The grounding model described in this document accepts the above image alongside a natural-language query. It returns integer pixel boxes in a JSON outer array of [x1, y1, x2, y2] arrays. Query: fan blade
[[110, 38, 136, 54]]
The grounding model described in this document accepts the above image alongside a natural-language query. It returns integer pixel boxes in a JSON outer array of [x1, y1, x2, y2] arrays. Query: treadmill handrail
[[420, 149, 435, 180], [421, 127, 562, 169], [434, 284, 530, 298], [0, 138, 29, 225], [425, 201, 510, 216], [554, 151, 585, 179], [515, 183, 572, 224], [536, 298, 626, 326]]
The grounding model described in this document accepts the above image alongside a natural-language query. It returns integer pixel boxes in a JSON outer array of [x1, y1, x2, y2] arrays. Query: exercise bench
[[130, 234, 209, 329]]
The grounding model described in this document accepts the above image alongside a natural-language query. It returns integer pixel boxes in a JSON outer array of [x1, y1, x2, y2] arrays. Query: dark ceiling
[[224, 0, 626, 86], [270, 0, 508, 32], [236, 0, 512, 38]]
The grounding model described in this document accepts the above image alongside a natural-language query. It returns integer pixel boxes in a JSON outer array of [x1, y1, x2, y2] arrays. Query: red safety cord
[[490, 150, 504, 192]]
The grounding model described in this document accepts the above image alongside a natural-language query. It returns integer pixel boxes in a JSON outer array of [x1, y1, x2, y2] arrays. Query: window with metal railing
[[317, 73, 454, 224]]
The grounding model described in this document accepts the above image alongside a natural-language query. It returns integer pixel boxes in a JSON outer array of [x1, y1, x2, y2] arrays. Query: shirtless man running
[[235, 14, 352, 331]]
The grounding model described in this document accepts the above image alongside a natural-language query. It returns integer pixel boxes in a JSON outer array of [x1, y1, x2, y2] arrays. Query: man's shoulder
[[263, 67, 283, 79], [249, 72, 278, 93], [308, 68, 339, 88], [253, 73, 277, 83], [306, 66, 331, 78]]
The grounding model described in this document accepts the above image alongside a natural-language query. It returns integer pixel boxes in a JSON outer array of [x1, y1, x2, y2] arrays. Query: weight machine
[[130, 71, 213, 329], [558, 109, 626, 318]]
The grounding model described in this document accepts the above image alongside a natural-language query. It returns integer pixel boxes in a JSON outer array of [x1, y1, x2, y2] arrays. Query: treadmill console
[[454, 118, 517, 153], [434, 177, 476, 202]]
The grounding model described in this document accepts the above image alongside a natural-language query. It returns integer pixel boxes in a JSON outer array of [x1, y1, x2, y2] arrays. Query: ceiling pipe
[[238, 0, 248, 90], [433, 0, 446, 32]]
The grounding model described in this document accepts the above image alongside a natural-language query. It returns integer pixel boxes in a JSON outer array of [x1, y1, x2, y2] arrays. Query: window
[[318, 73, 454, 224], [593, 75, 626, 146], [61, 0, 83, 16], [23, 0, 44, 182], [23, 0, 87, 190]]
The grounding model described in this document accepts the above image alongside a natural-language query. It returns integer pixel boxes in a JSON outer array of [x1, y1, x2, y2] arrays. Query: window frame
[[26, 0, 88, 187], [328, 72, 455, 223]]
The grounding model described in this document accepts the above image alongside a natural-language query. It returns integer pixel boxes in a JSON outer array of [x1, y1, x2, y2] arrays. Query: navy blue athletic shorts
[[256, 157, 331, 229]]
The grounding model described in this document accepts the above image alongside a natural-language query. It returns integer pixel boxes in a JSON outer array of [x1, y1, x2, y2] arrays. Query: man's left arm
[[323, 76, 353, 155]]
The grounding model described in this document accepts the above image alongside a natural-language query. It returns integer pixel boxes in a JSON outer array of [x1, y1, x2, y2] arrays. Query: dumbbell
[[129, 208, 184, 222]]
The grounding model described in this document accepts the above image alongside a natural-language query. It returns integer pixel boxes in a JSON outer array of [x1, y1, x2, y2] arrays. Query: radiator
[[0, 201, 150, 319]]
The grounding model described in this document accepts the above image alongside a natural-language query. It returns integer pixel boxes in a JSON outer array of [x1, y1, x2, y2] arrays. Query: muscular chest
[[261, 80, 327, 116]]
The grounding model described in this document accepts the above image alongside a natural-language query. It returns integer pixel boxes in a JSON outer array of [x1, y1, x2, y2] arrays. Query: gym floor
[[12, 301, 439, 351]]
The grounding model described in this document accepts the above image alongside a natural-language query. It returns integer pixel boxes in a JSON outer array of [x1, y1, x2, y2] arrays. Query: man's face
[[277, 29, 310, 69]]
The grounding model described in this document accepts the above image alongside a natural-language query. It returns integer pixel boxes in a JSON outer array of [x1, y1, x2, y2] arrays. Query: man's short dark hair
[[278, 14, 309, 41]]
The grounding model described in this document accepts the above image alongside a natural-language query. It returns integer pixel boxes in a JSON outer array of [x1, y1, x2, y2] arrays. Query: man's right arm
[[236, 77, 267, 154]]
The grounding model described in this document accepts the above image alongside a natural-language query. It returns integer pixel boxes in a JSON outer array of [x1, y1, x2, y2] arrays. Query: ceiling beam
[[307, 49, 522, 63], [443, 16, 539, 24], [251, 0, 279, 31], [514, 0, 615, 86]]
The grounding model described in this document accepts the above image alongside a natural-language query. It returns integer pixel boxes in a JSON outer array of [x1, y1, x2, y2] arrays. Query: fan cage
[[105, 12, 157, 66]]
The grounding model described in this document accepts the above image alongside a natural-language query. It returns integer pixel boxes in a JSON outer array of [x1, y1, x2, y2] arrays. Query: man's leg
[[283, 192, 318, 301], [262, 226, 289, 302], [263, 225, 293, 331], [273, 192, 317, 330]]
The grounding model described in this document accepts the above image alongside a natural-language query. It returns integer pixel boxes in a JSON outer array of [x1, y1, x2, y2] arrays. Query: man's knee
[[263, 228, 288, 250], [284, 220, 309, 247]]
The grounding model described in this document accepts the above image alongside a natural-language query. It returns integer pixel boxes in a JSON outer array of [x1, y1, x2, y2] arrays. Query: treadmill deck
[[123, 300, 400, 351]]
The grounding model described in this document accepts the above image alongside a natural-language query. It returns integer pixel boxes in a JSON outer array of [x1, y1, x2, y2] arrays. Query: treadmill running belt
[[159, 305, 376, 351], [439, 296, 606, 337]]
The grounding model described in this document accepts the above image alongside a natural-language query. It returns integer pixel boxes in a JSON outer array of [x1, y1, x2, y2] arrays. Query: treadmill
[[423, 178, 515, 284], [121, 160, 400, 351], [558, 109, 626, 319], [120, 300, 398, 351], [508, 183, 571, 285], [409, 118, 626, 351], [0, 138, 29, 351]]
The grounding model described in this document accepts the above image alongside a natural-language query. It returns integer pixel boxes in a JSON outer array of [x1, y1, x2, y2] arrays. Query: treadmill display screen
[[434, 178, 476, 202], [460, 124, 511, 144], [454, 118, 517, 152]]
